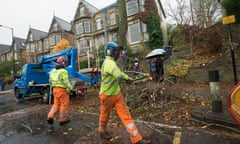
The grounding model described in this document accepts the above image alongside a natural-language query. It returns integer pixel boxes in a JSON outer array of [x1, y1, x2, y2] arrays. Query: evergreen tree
[[221, 0, 240, 24], [147, 12, 164, 49]]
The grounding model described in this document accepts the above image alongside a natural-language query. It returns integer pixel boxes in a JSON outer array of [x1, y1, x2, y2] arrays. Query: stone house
[[71, 0, 149, 68], [0, 44, 12, 63], [25, 28, 48, 63], [2, 0, 163, 68], [0, 37, 26, 64], [14, 37, 26, 64], [48, 16, 74, 52]]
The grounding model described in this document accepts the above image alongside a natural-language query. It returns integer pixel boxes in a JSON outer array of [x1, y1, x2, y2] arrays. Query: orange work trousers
[[98, 92, 143, 144], [48, 87, 70, 122]]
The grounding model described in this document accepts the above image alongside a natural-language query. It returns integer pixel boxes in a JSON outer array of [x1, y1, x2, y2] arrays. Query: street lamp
[[0, 25, 15, 77]]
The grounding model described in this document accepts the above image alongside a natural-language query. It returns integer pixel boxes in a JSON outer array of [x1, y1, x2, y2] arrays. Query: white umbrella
[[145, 48, 166, 59]]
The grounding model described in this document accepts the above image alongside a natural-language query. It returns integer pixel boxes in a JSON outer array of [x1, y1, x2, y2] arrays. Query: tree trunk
[[117, 0, 128, 47]]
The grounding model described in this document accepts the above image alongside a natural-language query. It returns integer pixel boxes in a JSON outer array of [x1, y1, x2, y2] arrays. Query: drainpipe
[[103, 8, 109, 43]]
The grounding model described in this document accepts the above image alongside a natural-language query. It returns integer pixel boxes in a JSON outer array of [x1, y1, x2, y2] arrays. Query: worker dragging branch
[[98, 41, 151, 144]]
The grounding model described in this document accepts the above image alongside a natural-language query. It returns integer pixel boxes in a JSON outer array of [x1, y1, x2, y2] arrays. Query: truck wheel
[[41, 89, 50, 104], [15, 89, 23, 99]]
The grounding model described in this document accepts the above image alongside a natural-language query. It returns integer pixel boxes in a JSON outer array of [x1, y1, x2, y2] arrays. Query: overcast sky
[[0, 0, 116, 45], [0, 0, 171, 45]]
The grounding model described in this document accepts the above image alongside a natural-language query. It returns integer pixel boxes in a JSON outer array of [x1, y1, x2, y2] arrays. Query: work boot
[[136, 139, 151, 144], [100, 131, 113, 140], [59, 119, 71, 126], [47, 118, 54, 125]]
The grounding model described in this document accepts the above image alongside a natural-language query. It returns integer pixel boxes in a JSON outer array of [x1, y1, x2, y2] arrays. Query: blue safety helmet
[[104, 41, 122, 61]]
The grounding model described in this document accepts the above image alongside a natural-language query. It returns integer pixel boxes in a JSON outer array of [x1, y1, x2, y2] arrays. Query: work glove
[[66, 89, 72, 94], [126, 77, 134, 84]]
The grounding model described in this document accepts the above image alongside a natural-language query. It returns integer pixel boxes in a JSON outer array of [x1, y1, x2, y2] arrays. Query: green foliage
[[146, 12, 164, 50], [166, 58, 190, 78], [221, 0, 240, 24], [168, 25, 180, 46], [0, 61, 14, 78], [4, 75, 14, 85], [0, 60, 17, 84]]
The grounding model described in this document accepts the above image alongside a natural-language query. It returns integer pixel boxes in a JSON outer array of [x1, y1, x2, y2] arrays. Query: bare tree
[[163, 0, 192, 25], [191, 0, 222, 27]]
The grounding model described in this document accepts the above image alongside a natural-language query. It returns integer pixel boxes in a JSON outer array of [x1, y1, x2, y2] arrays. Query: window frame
[[129, 23, 141, 44], [80, 7, 85, 17], [126, 0, 137, 16], [84, 21, 91, 33], [110, 12, 116, 25], [96, 18, 102, 30], [76, 22, 84, 34]]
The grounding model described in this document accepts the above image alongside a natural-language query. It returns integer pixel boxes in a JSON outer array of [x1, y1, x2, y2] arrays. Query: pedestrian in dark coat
[[1, 80, 6, 91], [149, 59, 157, 81], [156, 56, 164, 82]]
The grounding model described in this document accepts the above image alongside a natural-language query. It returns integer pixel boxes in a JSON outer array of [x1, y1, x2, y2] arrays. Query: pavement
[[0, 89, 13, 94], [190, 86, 239, 128]]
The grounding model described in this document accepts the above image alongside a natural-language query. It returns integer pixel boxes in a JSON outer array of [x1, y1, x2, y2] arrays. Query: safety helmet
[[57, 56, 67, 65], [104, 41, 121, 61]]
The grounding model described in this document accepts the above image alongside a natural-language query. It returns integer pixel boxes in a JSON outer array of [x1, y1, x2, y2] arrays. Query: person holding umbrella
[[149, 58, 157, 81], [156, 55, 164, 82]]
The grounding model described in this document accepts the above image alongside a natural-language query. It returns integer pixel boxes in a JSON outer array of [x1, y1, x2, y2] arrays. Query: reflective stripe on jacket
[[100, 56, 128, 96], [49, 68, 72, 90]]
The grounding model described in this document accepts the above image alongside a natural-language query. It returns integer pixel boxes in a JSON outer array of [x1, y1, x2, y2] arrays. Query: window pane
[[30, 33, 33, 41], [80, 7, 85, 17], [31, 43, 35, 52], [110, 12, 116, 25], [78, 40, 85, 53], [127, 0, 137, 16], [129, 23, 140, 43], [26, 44, 30, 52], [96, 19, 101, 30], [53, 23, 58, 31], [50, 36, 55, 45], [139, 0, 145, 12], [141, 23, 149, 40], [84, 21, 90, 33], [56, 35, 61, 43], [77, 23, 83, 34], [86, 40, 92, 52], [97, 36, 103, 47]]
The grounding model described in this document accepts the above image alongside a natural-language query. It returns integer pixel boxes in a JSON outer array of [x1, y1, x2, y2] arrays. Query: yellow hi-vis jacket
[[100, 56, 129, 96], [49, 68, 72, 90]]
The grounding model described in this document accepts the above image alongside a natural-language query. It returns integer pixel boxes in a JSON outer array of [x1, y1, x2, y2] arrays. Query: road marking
[[172, 131, 182, 144]]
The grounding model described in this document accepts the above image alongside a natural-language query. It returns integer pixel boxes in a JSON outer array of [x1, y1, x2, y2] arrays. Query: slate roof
[[14, 37, 26, 50], [73, 0, 99, 19], [80, 0, 98, 13], [0, 44, 11, 54], [30, 28, 48, 41], [53, 16, 71, 32]]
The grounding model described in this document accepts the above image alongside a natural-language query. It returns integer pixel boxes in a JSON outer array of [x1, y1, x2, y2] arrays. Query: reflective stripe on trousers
[[98, 92, 142, 143], [48, 87, 70, 122]]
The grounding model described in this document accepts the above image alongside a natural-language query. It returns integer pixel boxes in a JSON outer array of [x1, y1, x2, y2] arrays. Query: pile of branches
[[121, 81, 209, 126], [121, 82, 194, 109]]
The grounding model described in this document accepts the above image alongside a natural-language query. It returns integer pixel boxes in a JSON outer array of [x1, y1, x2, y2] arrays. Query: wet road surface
[[0, 90, 240, 144]]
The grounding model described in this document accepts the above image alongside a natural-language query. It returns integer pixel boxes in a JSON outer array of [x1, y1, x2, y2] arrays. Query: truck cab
[[14, 64, 50, 103]]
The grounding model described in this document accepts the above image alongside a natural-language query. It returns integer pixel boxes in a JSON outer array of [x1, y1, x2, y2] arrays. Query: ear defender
[[107, 49, 111, 56]]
